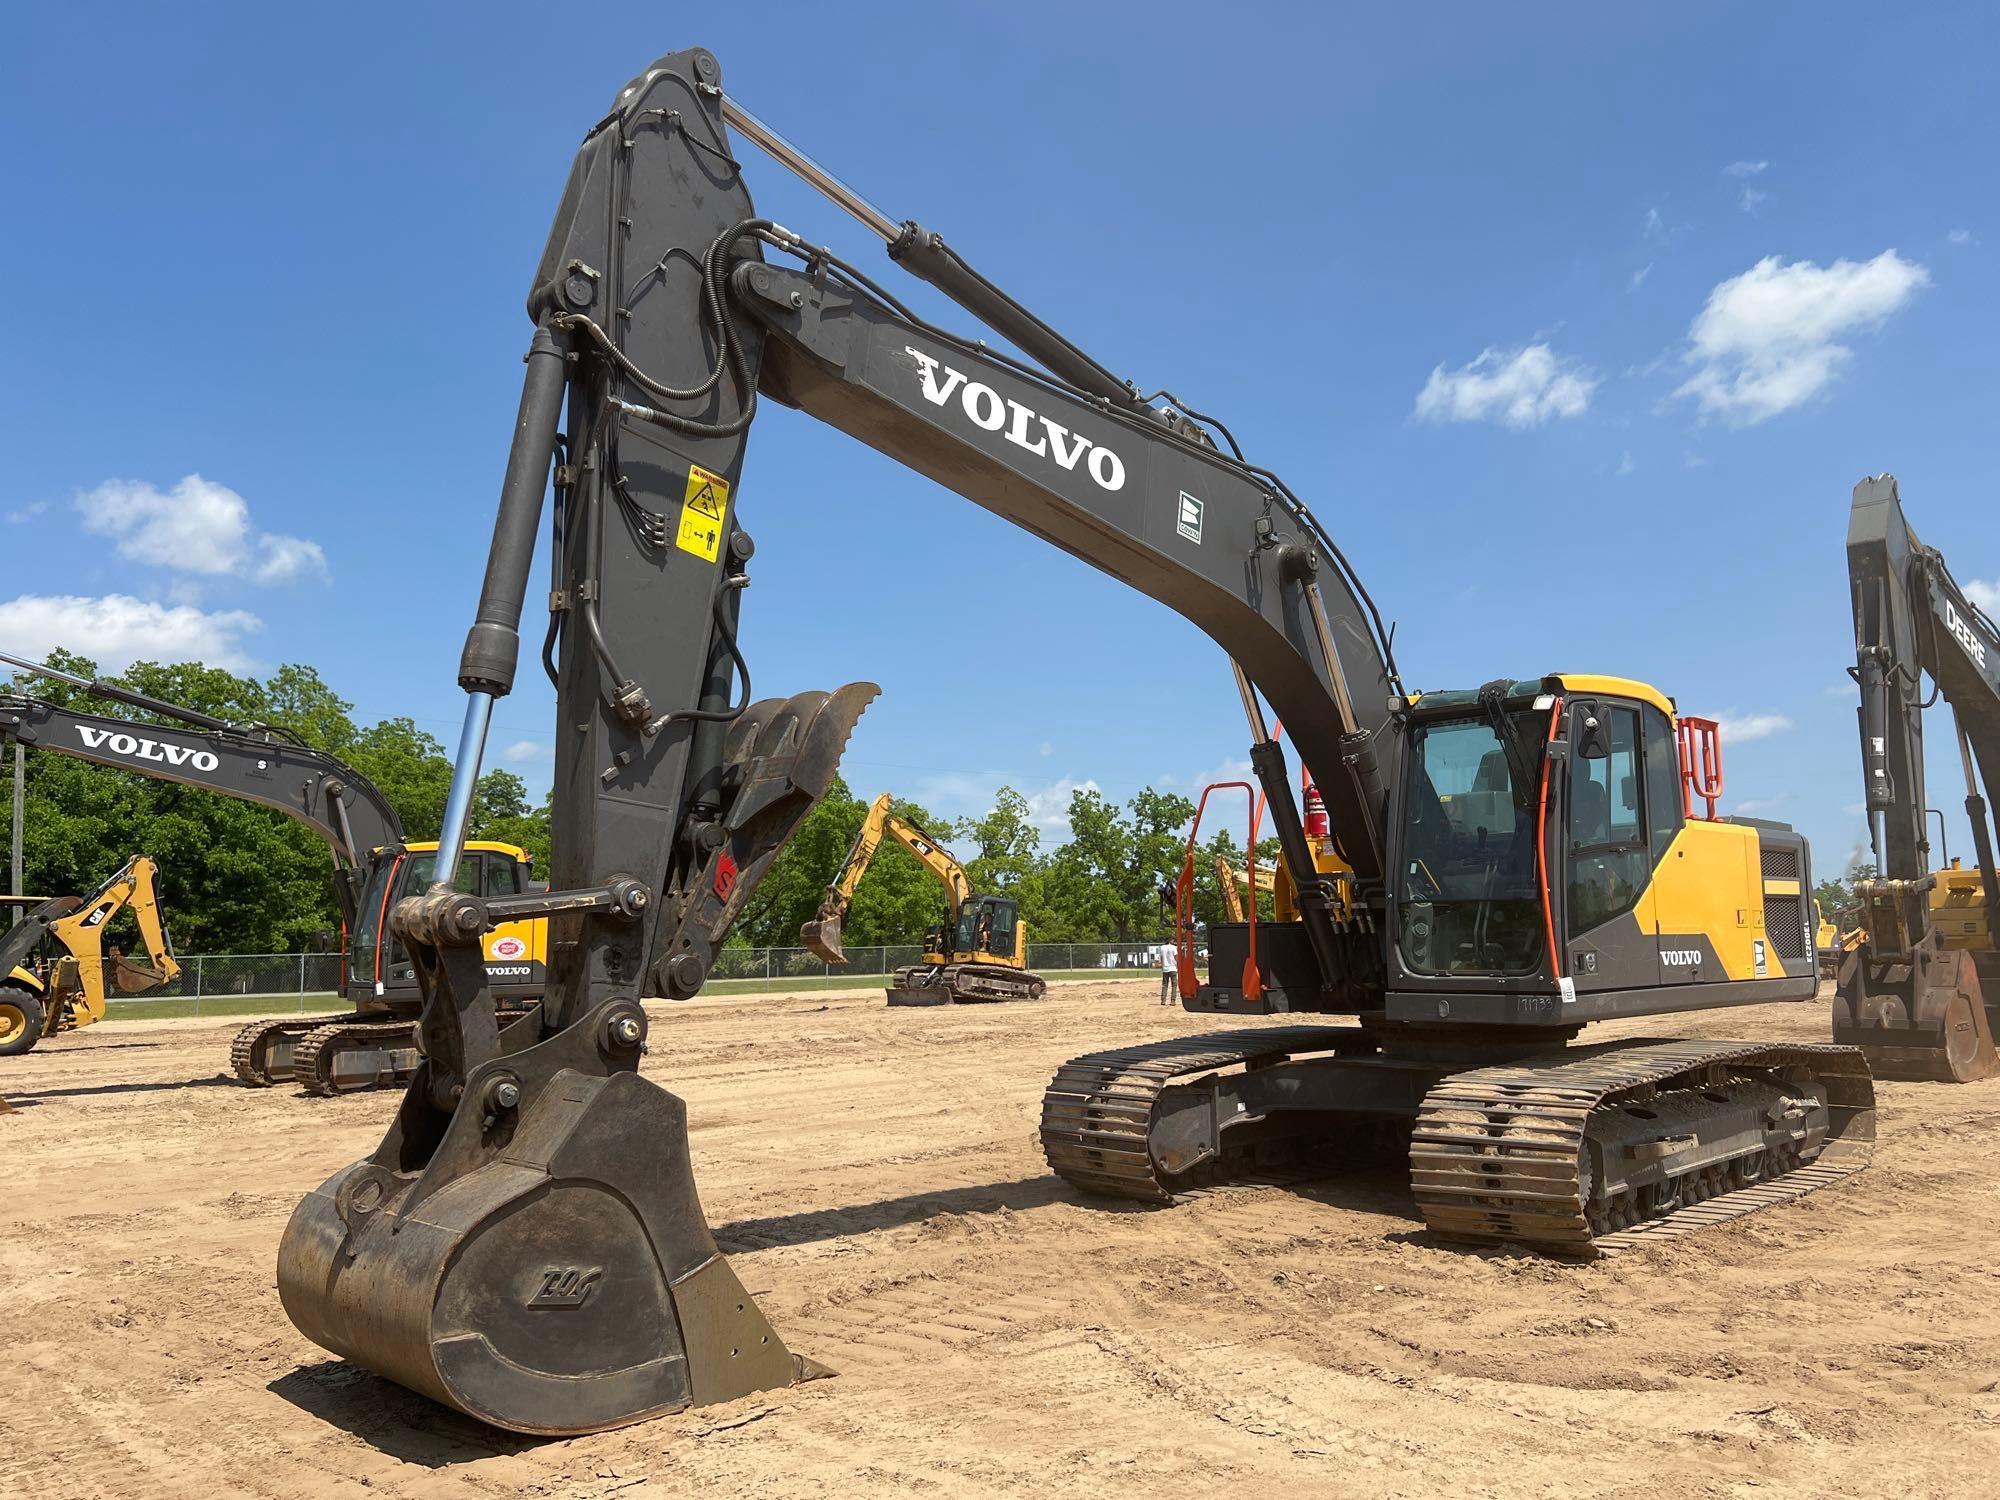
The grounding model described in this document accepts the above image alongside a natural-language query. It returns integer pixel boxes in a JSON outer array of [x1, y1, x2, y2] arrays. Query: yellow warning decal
[[676, 464, 730, 562]]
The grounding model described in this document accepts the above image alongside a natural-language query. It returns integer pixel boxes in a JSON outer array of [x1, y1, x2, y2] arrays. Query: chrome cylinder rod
[[720, 95, 900, 243], [431, 691, 494, 888]]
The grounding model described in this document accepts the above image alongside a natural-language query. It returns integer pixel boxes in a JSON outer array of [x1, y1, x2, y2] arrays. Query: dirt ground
[[2, 980, 1996, 1499]]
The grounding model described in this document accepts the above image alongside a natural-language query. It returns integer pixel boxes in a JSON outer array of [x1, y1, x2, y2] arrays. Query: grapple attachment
[[1833, 945, 2000, 1082]]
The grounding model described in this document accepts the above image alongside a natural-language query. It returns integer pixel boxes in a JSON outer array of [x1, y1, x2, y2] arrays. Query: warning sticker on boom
[[676, 465, 730, 562]]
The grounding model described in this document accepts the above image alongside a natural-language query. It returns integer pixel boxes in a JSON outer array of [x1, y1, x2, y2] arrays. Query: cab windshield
[[1398, 708, 1548, 976], [347, 854, 403, 991]]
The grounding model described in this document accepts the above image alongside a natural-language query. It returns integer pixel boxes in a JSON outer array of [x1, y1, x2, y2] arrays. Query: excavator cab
[[346, 841, 545, 1009], [948, 894, 1019, 963]]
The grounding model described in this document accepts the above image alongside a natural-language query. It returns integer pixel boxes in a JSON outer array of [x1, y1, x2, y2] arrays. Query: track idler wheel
[[277, 1003, 825, 1434], [1834, 947, 1999, 1083]]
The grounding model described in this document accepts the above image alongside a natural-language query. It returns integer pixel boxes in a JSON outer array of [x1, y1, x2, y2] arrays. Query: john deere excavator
[[801, 791, 1045, 1002], [0, 655, 545, 1091], [1836, 474, 2000, 1080], [274, 48, 1872, 1436], [0, 854, 179, 1055]]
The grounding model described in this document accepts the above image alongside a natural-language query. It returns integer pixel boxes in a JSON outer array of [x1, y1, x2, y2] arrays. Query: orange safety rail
[[1177, 781, 1262, 1003], [1678, 715, 1724, 820], [1536, 697, 1564, 980]]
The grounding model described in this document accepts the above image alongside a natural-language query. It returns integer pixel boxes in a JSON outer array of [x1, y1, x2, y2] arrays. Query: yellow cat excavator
[[801, 792, 1046, 1003], [0, 855, 179, 1056]]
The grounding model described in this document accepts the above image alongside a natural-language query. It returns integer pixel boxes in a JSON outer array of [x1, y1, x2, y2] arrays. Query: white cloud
[[1674, 251, 1929, 425], [1824, 680, 1857, 698], [75, 475, 328, 583], [1737, 186, 1767, 213], [1643, 206, 1667, 242], [1965, 579, 2000, 614], [1714, 710, 1793, 743], [1615, 450, 1635, 477], [0, 593, 261, 671], [1021, 776, 1100, 832], [502, 739, 551, 764], [1947, 228, 1973, 246], [1413, 344, 1597, 429], [5, 501, 48, 525], [1629, 262, 1653, 290], [1722, 160, 1770, 178], [1843, 802, 1867, 816]]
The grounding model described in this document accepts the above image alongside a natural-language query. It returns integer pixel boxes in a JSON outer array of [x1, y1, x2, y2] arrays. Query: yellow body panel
[[1632, 820, 1765, 980], [1931, 860, 1993, 951]]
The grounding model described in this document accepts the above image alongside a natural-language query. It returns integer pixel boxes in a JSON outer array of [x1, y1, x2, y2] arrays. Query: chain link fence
[[97, 940, 1168, 1018], [711, 941, 1166, 981]]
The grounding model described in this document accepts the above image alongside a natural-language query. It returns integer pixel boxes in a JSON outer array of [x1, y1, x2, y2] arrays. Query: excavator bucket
[[800, 912, 846, 964], [1833, 946, 2000, 1082], [278, 684, 873, 1435], [279, 1030, 824, 1435], [109, 948, 172, 995]]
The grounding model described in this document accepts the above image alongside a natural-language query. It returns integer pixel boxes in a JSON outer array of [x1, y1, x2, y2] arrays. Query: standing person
[[1159, 938, 1179, 1005]]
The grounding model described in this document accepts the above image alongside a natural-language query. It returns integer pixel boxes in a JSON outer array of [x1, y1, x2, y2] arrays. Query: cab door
[[1561, 698, 1659, 992]]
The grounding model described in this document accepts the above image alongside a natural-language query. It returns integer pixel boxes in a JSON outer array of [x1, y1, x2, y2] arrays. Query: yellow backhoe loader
[[802, 793, 1047, 1004], [0, 854, 179, 1056]]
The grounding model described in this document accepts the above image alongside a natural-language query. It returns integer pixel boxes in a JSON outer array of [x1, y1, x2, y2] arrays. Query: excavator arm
[[1838, 474, 2000, 1079], [0, 854, 180, 1046], [0, 655, 404, 924], [801, 792, 975, 962], [278, 45, 1401, 1437], [45, 855, 181, 1022]]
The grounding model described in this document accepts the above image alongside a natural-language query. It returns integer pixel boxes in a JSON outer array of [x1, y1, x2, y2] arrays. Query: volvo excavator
[[801, 791, 1045, 1002], [0, 655, 545, 1091], [0, 854, 179, 1055], [273, 48, 1873, 1436], [1836, 474, 2000, 1080]]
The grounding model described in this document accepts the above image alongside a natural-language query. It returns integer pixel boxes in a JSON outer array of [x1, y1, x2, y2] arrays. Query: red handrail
[[1176, 781, 1262, 1003], [1678, 716, 1724, 821]]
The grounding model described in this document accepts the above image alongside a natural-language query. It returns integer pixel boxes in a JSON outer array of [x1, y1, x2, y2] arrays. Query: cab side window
[[1642, 706, 1683, 857], [1569, 706, 1647, 935], [483, 856, 523, 897]]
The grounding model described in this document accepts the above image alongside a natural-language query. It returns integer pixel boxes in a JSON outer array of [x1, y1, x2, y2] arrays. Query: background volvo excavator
[[0, 654, 546, 1091], [272, 48, 1872, 1437], [0, 854, 178, 1055], [801, 791, 1046, 1003], [1836, 474, 2000, 1081]]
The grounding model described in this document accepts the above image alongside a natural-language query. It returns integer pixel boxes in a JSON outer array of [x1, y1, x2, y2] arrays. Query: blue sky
[[5, 3, 1996, 878]]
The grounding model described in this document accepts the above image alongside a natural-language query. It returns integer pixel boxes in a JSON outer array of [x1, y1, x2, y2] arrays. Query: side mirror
[[1573, 704, 1612, 760]]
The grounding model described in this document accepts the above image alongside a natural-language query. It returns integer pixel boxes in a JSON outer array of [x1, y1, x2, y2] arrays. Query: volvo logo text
[[75, 725, 219, 772], [905, 347, 1127, 491], [1662, 949, 1703, 967]]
